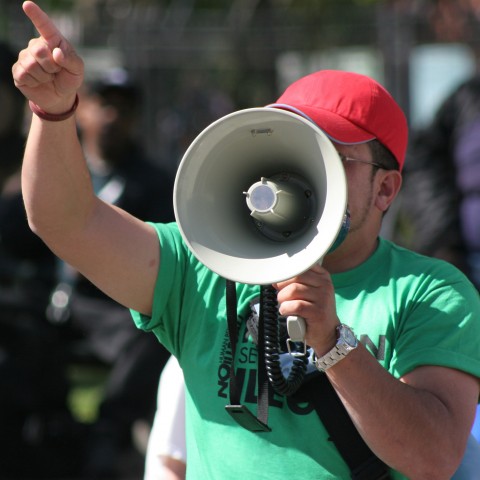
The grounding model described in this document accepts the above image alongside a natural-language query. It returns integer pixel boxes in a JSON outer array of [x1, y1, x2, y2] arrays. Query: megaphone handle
[[286, 256, 324, 345], [285, 258, 325, 353], [286, 315, 306, 342]]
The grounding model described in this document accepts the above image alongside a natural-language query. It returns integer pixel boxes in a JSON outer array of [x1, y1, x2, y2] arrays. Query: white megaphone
[[174, 107, 348, 347]]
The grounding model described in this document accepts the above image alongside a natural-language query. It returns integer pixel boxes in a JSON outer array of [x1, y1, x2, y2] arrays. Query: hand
[[273, 264, 340, 355], [12, 1, 84, 114]]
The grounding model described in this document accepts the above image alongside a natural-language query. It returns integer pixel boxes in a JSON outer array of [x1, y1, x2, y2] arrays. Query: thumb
[[47, 42, 84, 98], [52, 45, 83, 77]]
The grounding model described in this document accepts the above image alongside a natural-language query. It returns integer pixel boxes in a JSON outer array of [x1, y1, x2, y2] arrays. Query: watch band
[[314, 324, 358, 372]]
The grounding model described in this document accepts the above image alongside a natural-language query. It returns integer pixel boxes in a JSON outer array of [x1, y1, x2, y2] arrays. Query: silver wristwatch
[[314, 324, 358, 372]]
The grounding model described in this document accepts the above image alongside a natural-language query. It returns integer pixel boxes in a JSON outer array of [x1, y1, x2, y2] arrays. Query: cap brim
[[267, 103, 375, 145]]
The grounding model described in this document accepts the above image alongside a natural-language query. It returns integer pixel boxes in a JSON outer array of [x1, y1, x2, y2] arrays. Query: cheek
[[345, 177, 375, 227], [346, 176, 362, 212], [345, 168, 375, 206]]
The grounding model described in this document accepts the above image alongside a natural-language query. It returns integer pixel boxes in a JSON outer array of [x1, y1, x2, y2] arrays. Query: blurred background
[[3, 0, 480, 175]]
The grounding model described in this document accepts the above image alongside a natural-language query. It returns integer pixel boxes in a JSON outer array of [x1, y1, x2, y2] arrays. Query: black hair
[[368, 139, 399, 172]]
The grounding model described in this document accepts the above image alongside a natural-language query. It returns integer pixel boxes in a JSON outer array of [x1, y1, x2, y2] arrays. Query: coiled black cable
[[261, 284, 308, 396]]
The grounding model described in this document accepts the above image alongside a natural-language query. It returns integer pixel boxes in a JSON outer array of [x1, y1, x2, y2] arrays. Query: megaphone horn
[[174, 107, 348, 287]]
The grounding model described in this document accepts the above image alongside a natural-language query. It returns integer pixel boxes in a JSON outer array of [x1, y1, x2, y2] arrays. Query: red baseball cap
[[268, 70, 408, 171]]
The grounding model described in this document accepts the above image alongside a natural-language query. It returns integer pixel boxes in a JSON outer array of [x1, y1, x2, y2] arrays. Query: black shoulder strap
[[224, 279, 271, 432], [304, 373, 392, 480]]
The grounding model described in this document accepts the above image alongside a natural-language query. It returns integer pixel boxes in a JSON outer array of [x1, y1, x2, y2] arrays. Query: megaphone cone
[[174, 107, 348, 285]]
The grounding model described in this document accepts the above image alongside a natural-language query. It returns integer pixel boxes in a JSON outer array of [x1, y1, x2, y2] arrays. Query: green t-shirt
[[132, 222, 480, 480]]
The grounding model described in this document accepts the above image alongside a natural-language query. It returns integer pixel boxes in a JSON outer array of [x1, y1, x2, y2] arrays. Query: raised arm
[[13, 1, 160, 315]]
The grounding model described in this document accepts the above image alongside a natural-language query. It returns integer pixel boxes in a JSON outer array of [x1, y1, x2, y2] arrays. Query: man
[[13, 2, 480, 479]]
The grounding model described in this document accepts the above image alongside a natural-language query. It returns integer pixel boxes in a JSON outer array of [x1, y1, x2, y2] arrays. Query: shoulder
[[382, 238, 461, 272], [150, 222, 183, 249], [381, 239, 479, 303]]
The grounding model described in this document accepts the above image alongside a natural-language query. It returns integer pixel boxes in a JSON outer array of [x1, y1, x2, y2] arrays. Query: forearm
[[22, 113, 95, 245], [327, 344, 474, 479]]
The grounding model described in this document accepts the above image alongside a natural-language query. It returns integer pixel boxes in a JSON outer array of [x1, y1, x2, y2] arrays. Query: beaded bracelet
[[29, 94, 79, 122]]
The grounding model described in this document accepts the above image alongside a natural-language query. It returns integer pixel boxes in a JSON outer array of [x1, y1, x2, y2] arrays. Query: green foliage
[[41, 0, 75, 11]]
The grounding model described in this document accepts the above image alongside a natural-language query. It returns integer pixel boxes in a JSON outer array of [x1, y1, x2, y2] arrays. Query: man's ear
[[375, 170, 402, 212]]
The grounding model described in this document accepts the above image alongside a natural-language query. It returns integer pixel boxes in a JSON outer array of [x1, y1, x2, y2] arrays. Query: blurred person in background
[[403, 76, 480, 291], [47, 68, 174, 479]]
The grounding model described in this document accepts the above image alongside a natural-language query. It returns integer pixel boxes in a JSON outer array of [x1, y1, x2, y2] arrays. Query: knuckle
[[27, 40, 50, 64], [287, 283, 304, 297], [13, 66, 30, 84], [21, 54, 38, 71], [30, 40, 50, 58], [280, 300, 306, 317]]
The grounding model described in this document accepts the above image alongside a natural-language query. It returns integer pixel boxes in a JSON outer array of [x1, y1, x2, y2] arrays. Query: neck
[[322, 233, 379, 274]]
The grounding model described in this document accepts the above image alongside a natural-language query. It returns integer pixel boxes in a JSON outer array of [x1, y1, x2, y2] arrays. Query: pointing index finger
[[23, 1, 63, 49]]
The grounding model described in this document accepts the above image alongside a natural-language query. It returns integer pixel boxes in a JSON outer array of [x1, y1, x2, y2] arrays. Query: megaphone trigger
[[286, 315, 308, 357]]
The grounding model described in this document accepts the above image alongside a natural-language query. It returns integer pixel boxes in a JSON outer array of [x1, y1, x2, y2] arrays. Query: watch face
[[340, 325, 357, 347]]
